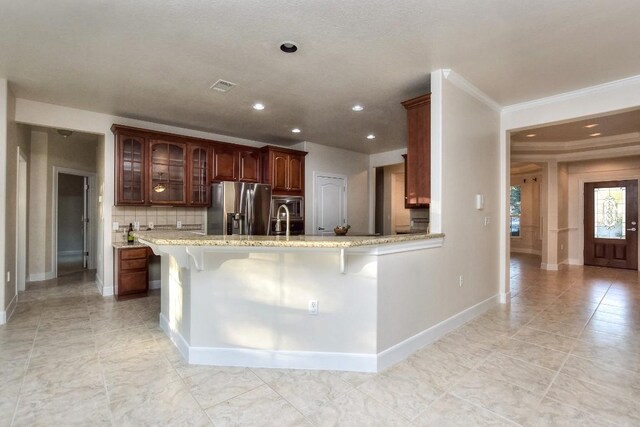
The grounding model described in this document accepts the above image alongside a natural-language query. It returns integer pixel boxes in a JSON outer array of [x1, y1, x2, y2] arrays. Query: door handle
[[318, 227, 325, 231], [627, 228, 637, 231]]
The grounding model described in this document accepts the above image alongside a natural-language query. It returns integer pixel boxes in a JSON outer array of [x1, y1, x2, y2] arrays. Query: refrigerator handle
[[246, 189, 253, 235]]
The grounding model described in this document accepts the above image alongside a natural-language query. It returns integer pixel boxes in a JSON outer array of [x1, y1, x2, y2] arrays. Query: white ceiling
[[2, 1, 640, 154]]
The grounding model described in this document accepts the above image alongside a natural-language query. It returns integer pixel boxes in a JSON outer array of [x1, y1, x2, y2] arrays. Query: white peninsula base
[[136, 232, 497, 372]]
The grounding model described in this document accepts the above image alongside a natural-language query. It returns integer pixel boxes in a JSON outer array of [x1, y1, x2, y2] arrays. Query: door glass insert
[[594, 187, 626, 239]]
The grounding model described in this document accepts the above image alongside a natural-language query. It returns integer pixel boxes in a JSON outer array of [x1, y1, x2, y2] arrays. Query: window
[[510, 185, 521, 237], [594, 186, 626, 239]]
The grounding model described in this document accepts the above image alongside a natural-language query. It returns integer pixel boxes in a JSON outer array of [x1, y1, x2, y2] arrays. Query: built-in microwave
[[271, 196, 304, 220]]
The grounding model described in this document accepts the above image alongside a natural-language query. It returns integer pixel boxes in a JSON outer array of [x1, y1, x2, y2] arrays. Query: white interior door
[[315, 175, 346, 235]]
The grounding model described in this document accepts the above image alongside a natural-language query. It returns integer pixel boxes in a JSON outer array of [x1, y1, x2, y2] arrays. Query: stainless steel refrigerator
[[207, 182, 272, 236]]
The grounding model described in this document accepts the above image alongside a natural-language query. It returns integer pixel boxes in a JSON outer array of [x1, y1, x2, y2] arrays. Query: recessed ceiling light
[[589, 132, 602, 137], [252, 103, 265, 110], [367, 134, 376, 140], [352, 105, 364, 112], [280, 41, 298, 53], [584, 123, 599, 128], [525, 133, 536, 137], [291, 128, 301, 133]]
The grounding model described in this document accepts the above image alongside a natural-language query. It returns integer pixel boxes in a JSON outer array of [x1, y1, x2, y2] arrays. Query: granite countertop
[[112, 242, 149, 249], [131, 230, 444, 249]]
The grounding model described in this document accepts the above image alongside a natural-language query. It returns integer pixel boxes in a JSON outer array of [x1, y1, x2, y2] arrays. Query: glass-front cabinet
[[116, 134, 146, 205], [149, 140, 186, 205], [189, 145, 209, 206]]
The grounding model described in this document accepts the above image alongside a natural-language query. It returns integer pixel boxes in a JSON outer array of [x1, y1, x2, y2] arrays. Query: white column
[[542, 161, 559, 270]]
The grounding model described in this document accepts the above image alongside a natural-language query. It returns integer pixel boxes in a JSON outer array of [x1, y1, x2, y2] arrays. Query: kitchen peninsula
[[134, 230, 451, 372]]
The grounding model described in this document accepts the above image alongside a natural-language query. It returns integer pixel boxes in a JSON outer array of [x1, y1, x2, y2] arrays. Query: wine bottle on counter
[[127, 223, 134, 244]]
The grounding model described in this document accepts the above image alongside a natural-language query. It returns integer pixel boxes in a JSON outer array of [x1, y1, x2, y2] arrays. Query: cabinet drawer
[[120, 248, 148, 260], [118, 271, 148, 295], [120, 258, 147, 271]]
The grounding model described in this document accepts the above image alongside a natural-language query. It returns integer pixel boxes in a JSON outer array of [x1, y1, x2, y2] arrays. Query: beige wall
[[3, 85, 31, 316], [28, 131, 48, 279], [437, 72, 501, 306], [377, 71, 502, 344], [510, 172, 542, 255], [300, 141, 370, 235], [96, 136, 105, 285], [27, 129, 99, 279]]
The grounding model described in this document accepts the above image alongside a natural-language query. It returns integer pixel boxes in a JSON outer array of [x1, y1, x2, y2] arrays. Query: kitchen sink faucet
[[275, 204, 290, 237]]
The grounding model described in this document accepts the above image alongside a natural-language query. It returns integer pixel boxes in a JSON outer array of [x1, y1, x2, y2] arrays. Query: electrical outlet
[[177, 220, 182, 229], [483, 216, 491, 227], [308, 300, 318, 315], [112, 221, 119, 231], [133, 221, 140, 231], [459, 275, 464, 287]]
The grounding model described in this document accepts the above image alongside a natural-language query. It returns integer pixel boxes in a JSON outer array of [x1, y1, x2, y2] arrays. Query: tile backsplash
[[111, 206, 206, 242]]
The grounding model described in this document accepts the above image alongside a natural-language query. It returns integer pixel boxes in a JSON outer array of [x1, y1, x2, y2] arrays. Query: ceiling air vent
[[210, 79, 237, 93]]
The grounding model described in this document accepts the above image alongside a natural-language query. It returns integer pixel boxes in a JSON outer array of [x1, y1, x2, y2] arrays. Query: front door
[[584, 180, 638, 269], [315, 175, 346, 235]]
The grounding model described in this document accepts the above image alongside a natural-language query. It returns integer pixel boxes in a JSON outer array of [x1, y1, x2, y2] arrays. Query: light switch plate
[[112, 222, 119, 231], [177, 220, 182, 229]]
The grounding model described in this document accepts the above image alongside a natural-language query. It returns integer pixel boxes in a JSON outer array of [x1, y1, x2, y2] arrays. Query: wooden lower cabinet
[[115, 247, 149, 300]]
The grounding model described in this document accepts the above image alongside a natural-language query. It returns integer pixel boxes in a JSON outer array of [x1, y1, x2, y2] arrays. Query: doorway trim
[[16, 148, 28, 294], [312, 172, 348, 235], [52, 166, 97, 278]]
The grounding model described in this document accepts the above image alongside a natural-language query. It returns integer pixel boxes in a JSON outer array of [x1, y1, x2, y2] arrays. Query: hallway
[[0, 257, 638, 425]]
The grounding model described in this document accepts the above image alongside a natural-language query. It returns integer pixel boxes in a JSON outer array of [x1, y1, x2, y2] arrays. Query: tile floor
[[1, 254, 639, 426]]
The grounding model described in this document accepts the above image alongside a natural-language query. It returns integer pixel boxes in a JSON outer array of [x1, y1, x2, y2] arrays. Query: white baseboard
[[510, 248, 542, 256], [149, 279, 161, 290], [28, 271, 55, 282], [160, 313, 190, 362], [160, 294, 498, 373], [567, 258, 582, 266], [540, 263, 559, 271], [500, 291, 511, 304], [376, 293, 499, 371], [96, 274, 114, 297], [6, 294, 17, 322]]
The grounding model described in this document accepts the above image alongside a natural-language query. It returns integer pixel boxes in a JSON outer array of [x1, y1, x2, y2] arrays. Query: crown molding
[[503, 74, 640, 114], [442, 69, 502, 112]]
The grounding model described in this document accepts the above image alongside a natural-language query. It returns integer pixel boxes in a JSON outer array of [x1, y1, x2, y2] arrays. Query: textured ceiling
[[2, 1, 640, 153]]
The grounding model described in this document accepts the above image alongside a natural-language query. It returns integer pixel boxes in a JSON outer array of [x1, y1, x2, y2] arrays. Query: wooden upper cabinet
[[149, 140, 187, 205], [188, 144, 209, 206], [212, 145, 238, 182], [401, 93, 431, 209], [114, 128, 147, 205], [238, 148, 261, 182], [288, 155, 303, 192], [112, 124, 307, 205], [261, 147, 307, 195]]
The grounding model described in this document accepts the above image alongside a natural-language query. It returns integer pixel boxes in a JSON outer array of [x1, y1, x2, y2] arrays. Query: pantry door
[[314, 174, 347, 236], [584, 180, 638, 269]]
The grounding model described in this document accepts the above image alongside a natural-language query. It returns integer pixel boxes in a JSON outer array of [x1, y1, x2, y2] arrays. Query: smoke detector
[[210, 79, 237, 93]]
